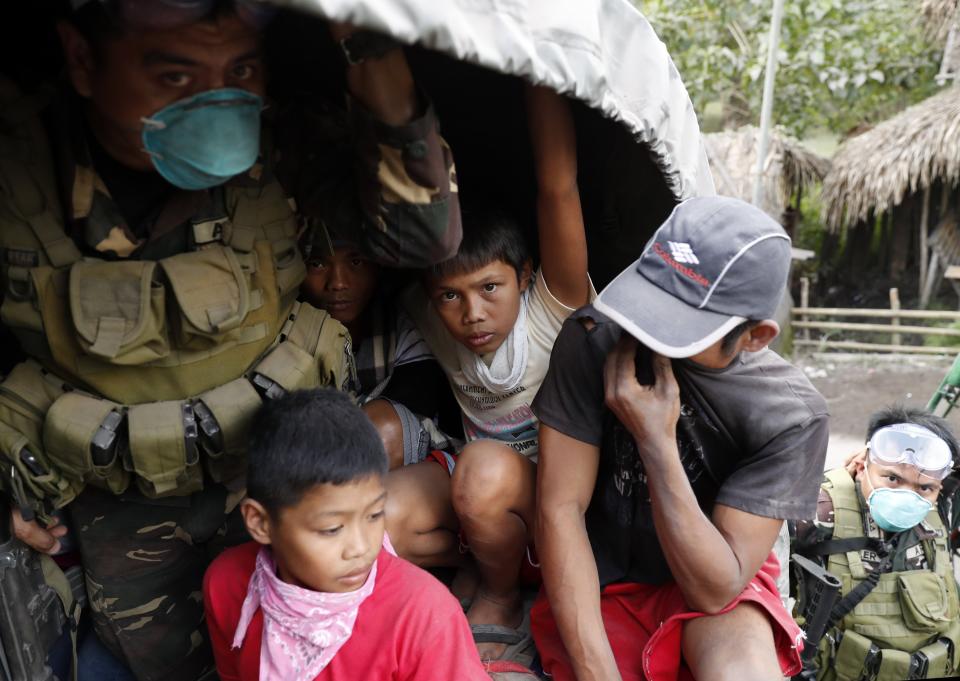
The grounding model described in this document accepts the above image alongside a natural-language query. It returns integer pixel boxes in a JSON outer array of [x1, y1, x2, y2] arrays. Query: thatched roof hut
[[703, 125, 830, 221], [821, 85, 960, 232]]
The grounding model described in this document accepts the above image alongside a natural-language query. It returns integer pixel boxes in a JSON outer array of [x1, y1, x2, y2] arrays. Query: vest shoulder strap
[[824, 468, 866, 539], [0, 77, 80, 269]]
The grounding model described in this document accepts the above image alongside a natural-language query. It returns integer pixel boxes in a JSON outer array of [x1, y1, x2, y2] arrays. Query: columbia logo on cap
[[668, 241, 699, 265]]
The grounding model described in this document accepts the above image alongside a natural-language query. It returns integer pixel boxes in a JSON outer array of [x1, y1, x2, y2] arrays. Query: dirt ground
[[793, 352, 960, 468]]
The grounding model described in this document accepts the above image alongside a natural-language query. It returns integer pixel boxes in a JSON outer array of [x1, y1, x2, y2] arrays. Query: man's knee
[[385, 465, 450, 533], [681, 602, 780, 681], [451, 441, 521, 518], [362, 399, 404, 469]]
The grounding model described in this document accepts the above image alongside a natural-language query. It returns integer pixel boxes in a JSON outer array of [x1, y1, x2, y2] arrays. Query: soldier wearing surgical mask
[[0, 2, 460, 680], [793, 407, 960, 681]]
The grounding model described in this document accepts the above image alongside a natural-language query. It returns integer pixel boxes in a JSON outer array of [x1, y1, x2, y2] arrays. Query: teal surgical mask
[[141, 88, 263, 190], [864, 465, 934, 533]]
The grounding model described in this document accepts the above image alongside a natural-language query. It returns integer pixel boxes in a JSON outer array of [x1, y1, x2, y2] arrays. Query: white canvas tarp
[[279, 0, 716, 201]]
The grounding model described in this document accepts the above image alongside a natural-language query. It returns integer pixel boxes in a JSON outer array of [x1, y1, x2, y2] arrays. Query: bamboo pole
[[890, 288, 901, 346], [920, 187, 931, 299], [794, 340, 954, 355], [752, 0, 786, 207], [800, 277, 810, 342], [792, 321, 960, 336], [792, 307, 960, 320], [922, 252, 941, 309]]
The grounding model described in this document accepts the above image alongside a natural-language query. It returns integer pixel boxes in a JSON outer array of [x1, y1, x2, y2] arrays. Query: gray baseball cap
[[593, 196, 791, 358]]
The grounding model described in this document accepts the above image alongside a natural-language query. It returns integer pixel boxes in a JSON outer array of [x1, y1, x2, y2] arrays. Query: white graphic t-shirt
[[403, 269, 586, 460]]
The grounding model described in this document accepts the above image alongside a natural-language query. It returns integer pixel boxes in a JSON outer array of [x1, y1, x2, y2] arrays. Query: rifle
[[0, 502, 75, 681], [791, 553, 842, 680]]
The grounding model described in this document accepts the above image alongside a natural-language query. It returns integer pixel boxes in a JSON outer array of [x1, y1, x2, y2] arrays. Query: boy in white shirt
[[388, 85, 592, 661]]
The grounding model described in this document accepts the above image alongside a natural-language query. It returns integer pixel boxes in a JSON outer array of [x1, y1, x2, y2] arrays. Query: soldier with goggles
[[792, 408, 960, 681]]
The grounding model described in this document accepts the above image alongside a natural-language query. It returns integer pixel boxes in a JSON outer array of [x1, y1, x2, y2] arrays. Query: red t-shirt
[[204, 542, 490, 681]]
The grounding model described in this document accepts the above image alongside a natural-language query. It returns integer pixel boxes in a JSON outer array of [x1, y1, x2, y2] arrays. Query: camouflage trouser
[[69, 483, 248, 681]]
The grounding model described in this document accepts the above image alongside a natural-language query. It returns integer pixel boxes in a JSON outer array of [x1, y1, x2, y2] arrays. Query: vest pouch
[[876, 648, 911, 681], [0, 360, 62, 449], [69, 259, 169, 365], [0, 422, 77, 510], [195, 377, 262, 483], [898, 571, 954, 634], [127, 401, 202, 498], [272, 237, 305, 301], [251, 339, 318, 394], [161, 245, 253, 351], [283, 302, 355, 392], [0, 362, 79, 505], [914, 638, 953, 678], [43, 391, 130, 495], [834, 630, 875, 681]]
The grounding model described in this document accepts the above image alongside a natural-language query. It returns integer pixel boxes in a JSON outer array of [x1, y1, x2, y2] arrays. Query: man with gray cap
[[530, 197, 829, 680]]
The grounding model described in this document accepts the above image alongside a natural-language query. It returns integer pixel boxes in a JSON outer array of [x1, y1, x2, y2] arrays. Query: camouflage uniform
[[0, 85, 459, 681]]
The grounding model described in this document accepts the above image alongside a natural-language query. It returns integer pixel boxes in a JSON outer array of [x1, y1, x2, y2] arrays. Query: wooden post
[[920, 186, 931, 300], [922, 252, 941, 309], [800, 277, 810, 342], [890, 288, 901, 346]]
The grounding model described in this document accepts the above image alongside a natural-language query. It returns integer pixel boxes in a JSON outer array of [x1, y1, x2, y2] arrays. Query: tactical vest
[[0, 79, 356, 514], [812, 469, 960, 681]]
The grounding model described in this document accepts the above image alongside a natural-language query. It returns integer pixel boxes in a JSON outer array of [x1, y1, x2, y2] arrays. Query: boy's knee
[[451, 442, 518, 516]]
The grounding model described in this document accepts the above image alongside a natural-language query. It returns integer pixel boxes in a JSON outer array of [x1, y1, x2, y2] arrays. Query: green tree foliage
[[641, 0, 944, 136]]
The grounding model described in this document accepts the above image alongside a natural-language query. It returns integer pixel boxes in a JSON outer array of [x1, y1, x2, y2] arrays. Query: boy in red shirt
[[202, 389, 491, 681]]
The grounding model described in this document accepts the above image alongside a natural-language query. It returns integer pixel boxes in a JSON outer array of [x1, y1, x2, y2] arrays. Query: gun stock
[[792, 553, 842, 665]]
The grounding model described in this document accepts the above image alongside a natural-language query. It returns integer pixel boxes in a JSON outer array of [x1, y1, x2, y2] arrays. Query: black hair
[[428, 209, 529, 282], [720, 319, 760, 355], [66, 2, 124, 54], [66, 0, 239, 54], [865, 405, 960, 464], [246, 388, 388, 517]]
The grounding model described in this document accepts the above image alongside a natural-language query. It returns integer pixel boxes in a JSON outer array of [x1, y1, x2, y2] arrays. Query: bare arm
[[603, 337, 782, 613], [536, 425, 622, 681], [525, 85, 590, 309]]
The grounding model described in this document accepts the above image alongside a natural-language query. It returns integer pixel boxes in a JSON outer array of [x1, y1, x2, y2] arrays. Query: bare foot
[[466, 590, 524, 662]]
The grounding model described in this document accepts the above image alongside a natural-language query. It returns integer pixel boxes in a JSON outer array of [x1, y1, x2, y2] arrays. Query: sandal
[[470, 609, 536, 668], [485, 660, 541, 680]]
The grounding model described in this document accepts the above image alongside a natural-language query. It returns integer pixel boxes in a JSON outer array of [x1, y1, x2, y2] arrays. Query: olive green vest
[[0, 79, 356, 515], [813, 468, 960, 681]]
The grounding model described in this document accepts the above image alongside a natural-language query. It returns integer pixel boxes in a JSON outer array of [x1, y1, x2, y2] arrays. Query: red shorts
[[530, 553, 803, 681]]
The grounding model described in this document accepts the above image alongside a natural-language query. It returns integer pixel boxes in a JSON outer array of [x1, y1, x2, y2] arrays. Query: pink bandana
[[232, 535, 396, 681]]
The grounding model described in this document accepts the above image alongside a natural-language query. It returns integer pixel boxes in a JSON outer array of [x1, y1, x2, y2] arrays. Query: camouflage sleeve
[[352, 98, 461, 268]]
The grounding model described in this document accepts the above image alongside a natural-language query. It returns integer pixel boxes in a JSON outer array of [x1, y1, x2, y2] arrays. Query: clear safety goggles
[[867, 423, 954, 480], [72, 0, 277, 31]]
